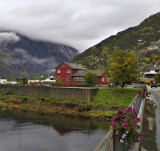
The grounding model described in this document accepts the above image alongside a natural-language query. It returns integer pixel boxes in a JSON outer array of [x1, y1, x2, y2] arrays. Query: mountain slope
[[72, 12, 160, 69], [0, 31, 79, 79]]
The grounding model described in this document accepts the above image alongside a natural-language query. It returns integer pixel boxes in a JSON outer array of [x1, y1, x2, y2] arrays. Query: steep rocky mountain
[[0, 31, 79, 79], [72, 12, 160, 69]]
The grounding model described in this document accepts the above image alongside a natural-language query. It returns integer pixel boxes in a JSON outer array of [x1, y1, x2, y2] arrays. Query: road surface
[[148, 86, 160, 151]]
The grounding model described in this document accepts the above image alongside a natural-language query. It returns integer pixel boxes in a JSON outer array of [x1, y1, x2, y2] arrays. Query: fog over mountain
[[0, 31, 79, 79]]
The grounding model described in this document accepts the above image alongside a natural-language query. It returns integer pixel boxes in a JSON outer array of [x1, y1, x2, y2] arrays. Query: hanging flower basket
[[111, 107, 144, 145]]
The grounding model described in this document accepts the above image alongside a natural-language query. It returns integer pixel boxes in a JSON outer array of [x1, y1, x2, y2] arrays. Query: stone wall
[[0, 85, 98, 101]]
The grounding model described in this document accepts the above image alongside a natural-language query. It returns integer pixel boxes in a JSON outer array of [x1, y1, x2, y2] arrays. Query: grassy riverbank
[[0, 87, 137, 120]]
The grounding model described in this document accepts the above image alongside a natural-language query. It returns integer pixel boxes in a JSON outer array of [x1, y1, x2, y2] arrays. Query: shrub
[[84, 72, 98, 86], [74, 83, 90, 87], [38, 97, 46, 102], [64, 102, 78, 108], [157, 83, 160, 87], [144, 79, 154, 84], [78, 104, 92, 112], [11, 99, 21, 104], [0, 89, 6, 97], [138, 81, 145, 84], [21, 97, 28, 103]]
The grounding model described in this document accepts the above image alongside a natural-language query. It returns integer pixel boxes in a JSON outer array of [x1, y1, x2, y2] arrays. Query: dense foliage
[[84, 72, 98, 86], [72, 12, 160, 69], [108, 47, 136, 89]]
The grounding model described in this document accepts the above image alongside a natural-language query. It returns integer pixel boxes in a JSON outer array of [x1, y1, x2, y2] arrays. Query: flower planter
[[112, 106, 144, 148]]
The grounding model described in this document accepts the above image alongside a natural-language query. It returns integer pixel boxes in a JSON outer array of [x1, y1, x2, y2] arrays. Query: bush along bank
[[0, 95, 117, 121]]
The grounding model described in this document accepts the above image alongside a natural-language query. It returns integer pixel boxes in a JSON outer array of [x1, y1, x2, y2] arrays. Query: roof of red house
[[71, 70, 105, 77], [88, 70, 106, 76], [71, 70, 86, 77], [65, 62, 86, 70]]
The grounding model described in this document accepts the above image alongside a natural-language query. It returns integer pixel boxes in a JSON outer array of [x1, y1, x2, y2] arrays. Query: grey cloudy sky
[[0, 0, 160, 52]]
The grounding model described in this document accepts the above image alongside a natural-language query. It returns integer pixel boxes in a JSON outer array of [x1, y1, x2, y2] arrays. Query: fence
[[93, 95, 145, 151]]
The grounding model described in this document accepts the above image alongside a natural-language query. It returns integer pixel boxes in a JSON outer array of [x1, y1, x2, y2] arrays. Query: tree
[[84, 72, 98, 86], [34, 75, 42, 81], [7, 76, 12, 82], [154, 73, 160, 83], [109, 47, 136, 90]]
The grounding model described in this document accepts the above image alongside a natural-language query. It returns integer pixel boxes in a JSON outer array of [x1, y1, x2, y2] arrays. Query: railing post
[[93, 95, 145, 151], [113, 137, 128, 151]]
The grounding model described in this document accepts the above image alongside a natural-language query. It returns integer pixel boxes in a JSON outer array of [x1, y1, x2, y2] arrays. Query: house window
[[66, 77, 70, 81], [74, 77, 78, 81], [79, 77, 84, 81], [57, 69, 61, 73], [102, 77, 105, 82], [67, 69, 71, 73]]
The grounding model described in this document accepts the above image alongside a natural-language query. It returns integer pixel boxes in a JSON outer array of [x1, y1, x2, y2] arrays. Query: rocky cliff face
[[0, 31, 79, 79]]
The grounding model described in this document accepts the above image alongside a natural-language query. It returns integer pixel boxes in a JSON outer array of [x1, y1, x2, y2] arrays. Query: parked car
[[151, 82, 157, 88]]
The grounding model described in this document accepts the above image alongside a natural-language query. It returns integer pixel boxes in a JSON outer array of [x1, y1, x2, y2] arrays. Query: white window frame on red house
[[57, 69, 61, 73], [66, 77, 70, 81], [74, 77, 78, 81], [67, 69, 71, 73], [79, 77, 84, 81], [102, 77, 105, 82]]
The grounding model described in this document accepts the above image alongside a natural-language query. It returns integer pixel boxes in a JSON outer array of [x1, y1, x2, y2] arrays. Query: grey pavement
[[147, 86, 160, 151]]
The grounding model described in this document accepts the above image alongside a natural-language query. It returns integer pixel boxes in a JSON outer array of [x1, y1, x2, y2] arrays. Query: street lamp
[[137, 40, 143, 75]]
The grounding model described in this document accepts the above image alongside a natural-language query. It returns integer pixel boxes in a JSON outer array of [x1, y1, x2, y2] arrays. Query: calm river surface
[[0, 110, 109, 151]]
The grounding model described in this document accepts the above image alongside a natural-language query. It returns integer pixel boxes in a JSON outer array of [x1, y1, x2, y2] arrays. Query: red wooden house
[[55, 62, 109, 85]]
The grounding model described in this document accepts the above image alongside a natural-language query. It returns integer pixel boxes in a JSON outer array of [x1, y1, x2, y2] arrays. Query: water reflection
[[0, 109, 109, 151], [141, 102, 157, 151]]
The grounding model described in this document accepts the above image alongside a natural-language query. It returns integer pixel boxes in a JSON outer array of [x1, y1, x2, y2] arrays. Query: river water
[[0, 109, 109, 151]]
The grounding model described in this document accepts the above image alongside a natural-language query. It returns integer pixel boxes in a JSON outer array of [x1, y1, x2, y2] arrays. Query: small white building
[[7, 81, 18, 84], [41, 76, 55, 83], [0, 79, 7, 84], [28, 80, 40, 84], [41, 78, 56, 83], [144, 65, 160, 78]]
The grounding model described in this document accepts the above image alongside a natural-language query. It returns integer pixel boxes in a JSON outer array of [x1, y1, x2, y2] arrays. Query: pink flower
[[136, 118, 141, 122], [140, 133, 144, 137], [119, 122, 122, 126], [133, 122, 136, 126], [130, 127, 133, 131], [128, 117, 132, 120], [112, 120, 116, 127], [124, 123, 128, 129], [125, 113, 129, 116], [116, 135, 120, 138]]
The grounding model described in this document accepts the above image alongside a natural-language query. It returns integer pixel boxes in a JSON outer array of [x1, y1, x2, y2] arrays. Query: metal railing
[[93, 95, 145, 151]]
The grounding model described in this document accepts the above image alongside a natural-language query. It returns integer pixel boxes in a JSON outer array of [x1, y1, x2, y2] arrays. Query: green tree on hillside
[[109, 47, 136, 90]]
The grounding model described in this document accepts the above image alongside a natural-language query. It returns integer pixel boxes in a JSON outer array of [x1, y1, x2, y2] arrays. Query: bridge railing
[[93, 95, 145, 151]]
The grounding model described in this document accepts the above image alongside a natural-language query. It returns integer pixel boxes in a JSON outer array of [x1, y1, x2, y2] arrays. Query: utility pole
[[137, 40, 142, 75]]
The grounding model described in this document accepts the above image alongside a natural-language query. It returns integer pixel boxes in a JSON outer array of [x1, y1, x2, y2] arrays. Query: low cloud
[[0, 32, 20, 43], [14, 48, 48, 64]]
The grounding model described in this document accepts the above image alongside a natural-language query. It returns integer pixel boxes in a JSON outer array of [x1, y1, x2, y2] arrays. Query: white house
[[7, 81, 18, 84], [0, 79, 7, 84], [144, 65, 160, 78]]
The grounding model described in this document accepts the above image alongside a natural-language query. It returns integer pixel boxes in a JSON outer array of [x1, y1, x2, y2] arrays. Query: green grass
[[5, 87, 137, 108], [90, 87, 137, 108], [0, 87, 138, 117]]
